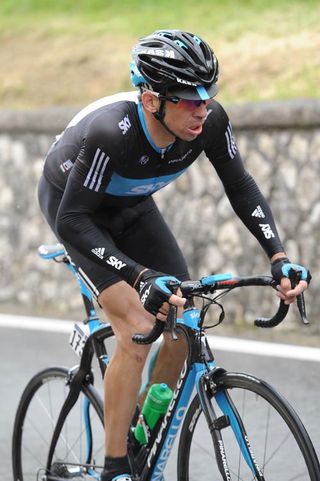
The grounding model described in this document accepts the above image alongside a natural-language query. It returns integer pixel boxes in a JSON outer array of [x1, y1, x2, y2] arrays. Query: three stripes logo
[[91, 247, 105, 259], [225, 121, 237, 159], [84, 148, 110, 192], [251, 205, 265, 218]]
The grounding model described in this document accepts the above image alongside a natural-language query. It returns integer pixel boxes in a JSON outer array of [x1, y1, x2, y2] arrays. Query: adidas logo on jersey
[[251, 205, 265, 218], [91, 247, 105, 259]]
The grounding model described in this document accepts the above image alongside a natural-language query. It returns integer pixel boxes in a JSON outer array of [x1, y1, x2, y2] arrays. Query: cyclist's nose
[[193, 102, 207, 118]]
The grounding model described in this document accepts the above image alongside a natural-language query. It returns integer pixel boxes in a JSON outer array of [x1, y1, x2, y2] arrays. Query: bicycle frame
[[136, 308, 265, 481], [40, 248, 265, 481]]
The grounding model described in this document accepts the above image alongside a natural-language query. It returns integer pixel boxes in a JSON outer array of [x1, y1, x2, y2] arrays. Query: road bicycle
[[12, 243, 320, 480]]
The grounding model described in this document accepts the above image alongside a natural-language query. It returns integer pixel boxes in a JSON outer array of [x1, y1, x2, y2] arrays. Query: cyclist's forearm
[[224, 172, 284, 258]]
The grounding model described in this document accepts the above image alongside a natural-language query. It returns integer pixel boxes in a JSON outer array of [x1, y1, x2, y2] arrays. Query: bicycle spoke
[[263, 431, 292, 467], [262, 402, 271, 470]]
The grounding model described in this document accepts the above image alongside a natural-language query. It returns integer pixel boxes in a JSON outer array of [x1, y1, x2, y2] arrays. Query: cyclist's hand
[[271, 257, 311, 305], [134, 269, 186, 319]]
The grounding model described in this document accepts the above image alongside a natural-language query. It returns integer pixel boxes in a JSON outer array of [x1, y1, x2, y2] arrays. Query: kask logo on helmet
[[176, 78, 198, 86], [137, 48, 175, 58]]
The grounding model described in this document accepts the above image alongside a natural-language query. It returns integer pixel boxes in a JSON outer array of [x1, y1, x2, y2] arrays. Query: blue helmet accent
[[196, 85, 210, 100], [130, 60, 148, 87], [174, 39, 188, 49], [193, 35, 202, 45]]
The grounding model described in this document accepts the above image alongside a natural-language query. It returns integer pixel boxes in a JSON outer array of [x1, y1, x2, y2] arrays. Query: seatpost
[[64, 258, 98, 321]]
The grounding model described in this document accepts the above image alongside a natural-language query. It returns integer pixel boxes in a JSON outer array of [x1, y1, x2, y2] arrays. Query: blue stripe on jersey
[[105, 170, 186, 196], [138, 102, 162, 153], [137, 102, 174, 155]]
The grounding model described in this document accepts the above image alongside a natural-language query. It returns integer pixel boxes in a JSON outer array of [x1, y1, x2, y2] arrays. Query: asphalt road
[[1, 315, 319, 480]]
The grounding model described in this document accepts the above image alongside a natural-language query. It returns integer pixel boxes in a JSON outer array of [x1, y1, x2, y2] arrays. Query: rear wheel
[[12, 366, 105, 480], [178, 372, 320, 480]]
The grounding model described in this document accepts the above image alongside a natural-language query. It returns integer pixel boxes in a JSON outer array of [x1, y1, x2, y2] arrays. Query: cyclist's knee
[[98, 281, 154, 356], [99, 281, 151, 323]]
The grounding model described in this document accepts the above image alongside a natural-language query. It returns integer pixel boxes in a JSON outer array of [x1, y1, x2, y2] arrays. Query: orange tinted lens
[[177, 99, 208, 110]]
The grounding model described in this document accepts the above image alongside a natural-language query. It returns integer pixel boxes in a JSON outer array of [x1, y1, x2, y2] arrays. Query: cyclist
[[37, 30, 311, 481]]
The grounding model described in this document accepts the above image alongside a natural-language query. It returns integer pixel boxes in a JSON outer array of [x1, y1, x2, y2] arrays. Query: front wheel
[[12, 366, 105, 481], [178, 372, 320, 480]]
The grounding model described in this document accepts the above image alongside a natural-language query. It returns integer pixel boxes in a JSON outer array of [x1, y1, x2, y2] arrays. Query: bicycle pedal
[[47, 462, 86, 479], [209, 415, 230, 431]]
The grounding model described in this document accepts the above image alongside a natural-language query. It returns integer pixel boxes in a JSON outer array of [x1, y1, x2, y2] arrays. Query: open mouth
[[188, 124, 203, 135]]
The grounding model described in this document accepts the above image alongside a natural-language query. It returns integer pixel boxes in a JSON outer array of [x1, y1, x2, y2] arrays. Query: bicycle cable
[[197, 288, 234, 329]]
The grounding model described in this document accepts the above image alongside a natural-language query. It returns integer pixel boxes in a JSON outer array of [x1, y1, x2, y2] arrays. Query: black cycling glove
[[134, 269, 181, 316], [271, 257, 312, 285]]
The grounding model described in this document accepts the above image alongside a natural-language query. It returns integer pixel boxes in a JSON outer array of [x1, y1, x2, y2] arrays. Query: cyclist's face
[[164, 96, 210, 141]]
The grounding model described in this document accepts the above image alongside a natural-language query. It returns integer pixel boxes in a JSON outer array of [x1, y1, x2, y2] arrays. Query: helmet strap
[[152, 98, 166, 121], [153, 99, 180, 139]]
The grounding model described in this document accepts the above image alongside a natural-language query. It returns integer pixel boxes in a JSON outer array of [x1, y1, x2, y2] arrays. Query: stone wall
[[1, 99, 319, 330]]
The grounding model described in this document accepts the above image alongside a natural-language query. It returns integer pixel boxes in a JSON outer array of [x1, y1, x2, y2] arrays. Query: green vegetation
[[0, 0, 319, 108]]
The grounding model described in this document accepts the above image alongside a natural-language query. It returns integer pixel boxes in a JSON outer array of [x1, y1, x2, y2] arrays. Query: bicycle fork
[[197, 370, 265, 481]]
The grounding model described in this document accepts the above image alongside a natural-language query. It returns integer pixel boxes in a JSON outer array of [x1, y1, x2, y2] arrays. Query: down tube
[[148, 363, 211, 481]]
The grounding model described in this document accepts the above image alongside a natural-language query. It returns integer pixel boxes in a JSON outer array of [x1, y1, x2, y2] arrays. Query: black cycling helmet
[[131, 29, 219, 100]]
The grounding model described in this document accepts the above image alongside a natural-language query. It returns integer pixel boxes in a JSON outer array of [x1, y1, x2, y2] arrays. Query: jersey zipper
[[160, 148, 166, 160]]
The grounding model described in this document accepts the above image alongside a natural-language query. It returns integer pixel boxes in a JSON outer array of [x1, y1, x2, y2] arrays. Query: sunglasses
[[160, 95, 210, 110], [143, 89, 210, 110]]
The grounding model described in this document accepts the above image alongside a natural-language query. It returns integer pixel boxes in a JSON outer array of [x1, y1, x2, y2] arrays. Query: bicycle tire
[[177, 371, 320, 480], [12, 366, 104, 481]]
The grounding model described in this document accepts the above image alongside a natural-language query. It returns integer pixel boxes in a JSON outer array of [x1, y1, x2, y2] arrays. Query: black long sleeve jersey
[[43, 91, 283, 285]]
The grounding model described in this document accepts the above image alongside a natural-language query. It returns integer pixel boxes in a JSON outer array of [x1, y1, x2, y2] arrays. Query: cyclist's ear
[[141, 90, 160, 114]]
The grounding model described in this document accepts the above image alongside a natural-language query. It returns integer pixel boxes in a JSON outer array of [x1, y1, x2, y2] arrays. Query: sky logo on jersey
[[106, 256, 126, 270], [118, 114, 131, 135], [105, 170, 187, 196], [259, 223, 275, 239]]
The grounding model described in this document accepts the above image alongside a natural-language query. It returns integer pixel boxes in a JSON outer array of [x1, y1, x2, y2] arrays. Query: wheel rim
[[15, 369, 105, 480]]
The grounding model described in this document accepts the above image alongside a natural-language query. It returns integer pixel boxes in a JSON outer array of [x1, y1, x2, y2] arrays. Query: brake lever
[[289, 268, 310, 326], [167, 280, 181, 341], [297, 293, 309, 325], [167, 305, 178, 341]]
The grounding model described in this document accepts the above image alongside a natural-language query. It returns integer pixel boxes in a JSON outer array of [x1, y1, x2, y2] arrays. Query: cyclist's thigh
[[115, 196, 190, 281]]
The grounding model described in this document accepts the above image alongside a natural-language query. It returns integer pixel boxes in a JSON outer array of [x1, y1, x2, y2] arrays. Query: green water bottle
[[134, 383, 173, 444]]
